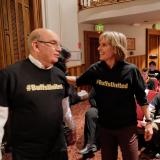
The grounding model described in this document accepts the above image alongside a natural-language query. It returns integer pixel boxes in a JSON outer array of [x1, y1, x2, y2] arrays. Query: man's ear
[[32, 41, 39, 52]]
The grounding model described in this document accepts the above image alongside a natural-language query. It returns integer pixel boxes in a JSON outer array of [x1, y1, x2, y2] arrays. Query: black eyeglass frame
[[37, 40, 61, 48]]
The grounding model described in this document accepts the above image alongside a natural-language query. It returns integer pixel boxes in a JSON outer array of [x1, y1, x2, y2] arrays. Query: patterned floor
[[2, 100, 160, 160], [68, 100, 160, 160], [68, 100, 122, 160]]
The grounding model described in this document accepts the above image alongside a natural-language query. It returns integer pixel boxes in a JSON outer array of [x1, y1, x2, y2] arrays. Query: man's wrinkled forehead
[[40, 30, 60, 42]]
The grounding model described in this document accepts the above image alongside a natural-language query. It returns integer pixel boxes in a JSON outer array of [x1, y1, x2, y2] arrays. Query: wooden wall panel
[[10, 0, 20, 62], [67, 64, 89, 91], [126, 55, 146, 71], [29, 0, 42, 30], [146, 29, 160, 70], [4, 34, 12, 65], [67, 65, 85, 76], [1, 0, 14, 66], [0, 0, 42, 69], [68, 55, 146, 76], [23, 3, 31, 56], [18, 2, 26, 59]]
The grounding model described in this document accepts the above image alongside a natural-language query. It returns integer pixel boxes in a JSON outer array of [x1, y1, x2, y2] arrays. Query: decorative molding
[[79, 0, 136, 10]]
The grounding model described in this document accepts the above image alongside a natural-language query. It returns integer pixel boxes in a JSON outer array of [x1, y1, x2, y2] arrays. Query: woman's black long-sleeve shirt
[[76, 61, 148, 129]]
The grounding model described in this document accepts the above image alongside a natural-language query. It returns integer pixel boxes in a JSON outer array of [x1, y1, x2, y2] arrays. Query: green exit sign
[[95, 24, 104, 33], [152, 24, 160, 30]]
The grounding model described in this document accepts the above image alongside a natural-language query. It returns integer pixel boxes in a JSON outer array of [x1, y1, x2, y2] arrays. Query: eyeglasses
[[37, 40, 61, 48]]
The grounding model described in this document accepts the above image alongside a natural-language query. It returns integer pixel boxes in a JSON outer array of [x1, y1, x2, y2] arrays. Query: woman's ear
[[113, 46, 117, 54]]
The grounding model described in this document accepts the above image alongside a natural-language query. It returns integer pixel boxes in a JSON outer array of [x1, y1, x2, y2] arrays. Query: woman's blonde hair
[[100, 31, 128, 61]]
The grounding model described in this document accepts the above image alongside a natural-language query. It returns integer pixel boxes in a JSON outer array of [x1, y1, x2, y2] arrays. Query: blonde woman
[[67, 31, 153, 160]]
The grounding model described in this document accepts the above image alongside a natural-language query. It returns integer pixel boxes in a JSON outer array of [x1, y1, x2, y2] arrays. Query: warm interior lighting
[[132, 23, 140, 26]]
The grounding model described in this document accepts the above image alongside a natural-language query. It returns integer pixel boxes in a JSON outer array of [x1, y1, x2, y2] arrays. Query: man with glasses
[[0, 28, 76, 160]]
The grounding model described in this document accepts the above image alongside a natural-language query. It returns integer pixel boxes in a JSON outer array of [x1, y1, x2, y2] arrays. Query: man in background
[[148, 61, 160, 78]]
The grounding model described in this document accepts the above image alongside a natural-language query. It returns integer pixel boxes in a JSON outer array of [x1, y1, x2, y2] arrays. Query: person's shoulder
[[123, 60, 136, 67], [123, 61, 138, 70], [91, 61, 101, 66], [52, 66, 66, 76], [89, 61, 104, 69], [86, 61, 104, 72], [5, 59, 28, 72]]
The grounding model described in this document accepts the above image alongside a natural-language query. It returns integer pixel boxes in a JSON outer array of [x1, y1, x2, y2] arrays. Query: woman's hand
[[144, 123, 153, 141], [66, 76, 77, 85]]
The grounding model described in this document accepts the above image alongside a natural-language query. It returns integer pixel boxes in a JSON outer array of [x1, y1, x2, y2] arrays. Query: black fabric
[[12, 150, 68, 160], [55, 56, 82, 105], [138, 93, 160, 156], [76, 60, 147, 129], [0, 59, 69, 158], [63, 126, 72, 146], [148, 70, 160, 78], [151, 93, 160, 118], [88, 88, 97, 108], [147, 79, 156, 90], [68, 85, 81, 105], [54, 60, 66, 74], [84, 107, 99, 146], [99, 126, 138, 160]]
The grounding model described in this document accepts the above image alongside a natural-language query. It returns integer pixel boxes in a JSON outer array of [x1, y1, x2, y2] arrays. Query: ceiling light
[[132, 23, 141, 26]]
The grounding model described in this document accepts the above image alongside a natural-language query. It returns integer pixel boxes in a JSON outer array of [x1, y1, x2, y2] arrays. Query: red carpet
[[68, 100, 102, 160], [3, 100, 158, 160], [68, 100, 123, 160], [68, 100, 160, 160]]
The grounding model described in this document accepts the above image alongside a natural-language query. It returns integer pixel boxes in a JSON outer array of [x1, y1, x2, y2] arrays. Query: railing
[[78, 0, 136, 11]]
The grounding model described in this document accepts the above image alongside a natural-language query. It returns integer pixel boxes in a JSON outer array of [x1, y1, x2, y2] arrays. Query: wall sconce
[[149, 54, 157, 59]]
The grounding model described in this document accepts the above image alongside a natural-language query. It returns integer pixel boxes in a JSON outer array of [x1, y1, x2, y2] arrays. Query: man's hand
[[144, 123, 153, 141]]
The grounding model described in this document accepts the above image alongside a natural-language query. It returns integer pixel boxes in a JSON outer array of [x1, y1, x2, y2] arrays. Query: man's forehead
[[41, 31, 60, 41]]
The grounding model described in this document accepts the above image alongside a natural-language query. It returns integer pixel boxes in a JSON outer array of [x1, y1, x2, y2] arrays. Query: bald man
[[0, 28, 75, 160]]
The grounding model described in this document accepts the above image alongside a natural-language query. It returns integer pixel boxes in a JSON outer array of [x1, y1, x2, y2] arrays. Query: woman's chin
[[99, 57, 104, 61]]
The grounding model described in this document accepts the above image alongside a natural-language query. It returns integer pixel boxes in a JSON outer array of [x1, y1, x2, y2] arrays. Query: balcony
[[78, 0, 160, 25], [78, 0, 136, 11]]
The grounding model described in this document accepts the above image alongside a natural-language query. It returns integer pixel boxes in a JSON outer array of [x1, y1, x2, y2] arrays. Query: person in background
[[141, 68, 150, 84], [0, 28, 76, 160], [55, 48, 88, 105], [55, 47, 88, 146], [139, 92, 160, 159], [67, 31, 153, 160], [55, 47, 71, 74], [79, 88, 99, 155], [148, 61, 160, 78], [141, 68, 156, 90]]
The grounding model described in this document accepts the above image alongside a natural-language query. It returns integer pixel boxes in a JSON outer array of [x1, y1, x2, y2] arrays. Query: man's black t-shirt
[[76, 61, 147, 129], [0, 59, 69, 157]]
